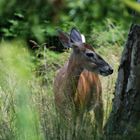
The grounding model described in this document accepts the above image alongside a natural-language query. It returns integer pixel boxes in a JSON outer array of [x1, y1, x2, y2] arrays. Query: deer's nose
[[104, 65, 113, 75], [108, 67, 113, 74]]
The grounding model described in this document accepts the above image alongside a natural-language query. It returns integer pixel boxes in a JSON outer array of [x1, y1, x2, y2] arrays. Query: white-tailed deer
[[54, 28, 113, 132]]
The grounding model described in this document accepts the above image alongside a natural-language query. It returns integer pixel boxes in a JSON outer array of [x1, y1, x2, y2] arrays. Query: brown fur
[[54, 45, 103, 132], [53, 28, 113, 134]]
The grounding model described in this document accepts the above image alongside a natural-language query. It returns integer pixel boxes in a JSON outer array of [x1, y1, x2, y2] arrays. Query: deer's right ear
[[70, 28, 82, 43], [58, 30, 71, 48]]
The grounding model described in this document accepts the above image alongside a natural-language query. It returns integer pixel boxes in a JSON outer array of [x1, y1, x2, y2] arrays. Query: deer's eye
[[86, 52, 94, 58]]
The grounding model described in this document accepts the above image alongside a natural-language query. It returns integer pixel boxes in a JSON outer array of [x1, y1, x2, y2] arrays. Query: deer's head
[[58, 28, 113, 76]]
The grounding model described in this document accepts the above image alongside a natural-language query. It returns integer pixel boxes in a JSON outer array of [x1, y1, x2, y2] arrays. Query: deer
[[54, 28, 113, 133]]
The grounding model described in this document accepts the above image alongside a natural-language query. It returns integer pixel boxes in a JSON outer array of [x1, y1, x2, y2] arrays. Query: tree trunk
[[105, 24, 140, 140]]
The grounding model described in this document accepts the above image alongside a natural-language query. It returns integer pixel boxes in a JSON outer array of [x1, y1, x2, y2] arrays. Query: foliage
[[123, 0, 140, 13], [0, 0, 132, 43]]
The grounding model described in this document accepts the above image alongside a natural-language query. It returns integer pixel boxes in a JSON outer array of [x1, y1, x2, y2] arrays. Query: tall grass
[[0, 23, 123, 140], [0, 41, 43, 140]]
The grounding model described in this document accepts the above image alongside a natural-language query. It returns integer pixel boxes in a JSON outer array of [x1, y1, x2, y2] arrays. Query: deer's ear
[[58, 30, 71, 48], [70, 28, 82, 43]]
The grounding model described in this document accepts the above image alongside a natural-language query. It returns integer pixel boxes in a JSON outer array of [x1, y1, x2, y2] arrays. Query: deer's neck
[[64, 54, 83, 99]]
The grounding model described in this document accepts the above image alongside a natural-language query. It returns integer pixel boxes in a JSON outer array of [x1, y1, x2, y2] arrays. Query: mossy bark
[[105, 24, 140, 140]]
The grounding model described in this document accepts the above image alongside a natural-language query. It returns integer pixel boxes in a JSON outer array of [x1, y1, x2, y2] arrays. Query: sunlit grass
[[0, 40, 43, 140]]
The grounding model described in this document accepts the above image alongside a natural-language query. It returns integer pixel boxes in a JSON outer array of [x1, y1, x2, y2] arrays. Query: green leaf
[[122, 0, 140, 13]]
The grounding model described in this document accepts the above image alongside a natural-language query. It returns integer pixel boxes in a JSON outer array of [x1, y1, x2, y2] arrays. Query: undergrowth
[[0, 23, 123, 140]]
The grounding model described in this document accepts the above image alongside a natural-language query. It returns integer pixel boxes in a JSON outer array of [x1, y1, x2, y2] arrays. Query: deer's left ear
[[58, 29, 71, 48], [70, 28, 82, 43]]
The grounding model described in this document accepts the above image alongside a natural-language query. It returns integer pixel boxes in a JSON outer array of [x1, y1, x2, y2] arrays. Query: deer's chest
[[75, 70, 101, 110]]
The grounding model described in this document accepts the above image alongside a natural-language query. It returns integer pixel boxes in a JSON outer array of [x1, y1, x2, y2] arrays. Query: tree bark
[[105, 24, 140, 140]]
